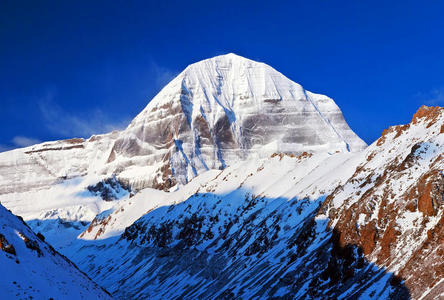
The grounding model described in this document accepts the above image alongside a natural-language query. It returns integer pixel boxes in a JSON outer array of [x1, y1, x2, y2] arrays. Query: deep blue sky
[[1, 1, 444, 150]]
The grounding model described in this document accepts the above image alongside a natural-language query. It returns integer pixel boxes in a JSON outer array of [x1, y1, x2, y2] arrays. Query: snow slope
[[0, 203, 110, 299], [78, 151, 361, 241], [66, 151, 403, 299]]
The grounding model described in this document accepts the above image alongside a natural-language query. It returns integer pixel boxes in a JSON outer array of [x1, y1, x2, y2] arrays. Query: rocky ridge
[[0, 203, 110, 299]]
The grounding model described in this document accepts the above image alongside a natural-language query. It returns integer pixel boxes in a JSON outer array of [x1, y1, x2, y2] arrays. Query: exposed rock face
[[319, 106, 444, 299], [0, 233, 16, 255], [87, 175, 131, 201]]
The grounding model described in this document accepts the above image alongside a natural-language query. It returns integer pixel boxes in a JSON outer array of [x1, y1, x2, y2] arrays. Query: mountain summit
[[108, 53, 366, 187]]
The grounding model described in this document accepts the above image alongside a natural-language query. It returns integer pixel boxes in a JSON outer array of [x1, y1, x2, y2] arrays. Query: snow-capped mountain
[[0, 54, 365, 198], [0, 53, 365, 247], [0, 54, 442, 299], [116, 53, 366, 188], [0, 203, 110, 299]]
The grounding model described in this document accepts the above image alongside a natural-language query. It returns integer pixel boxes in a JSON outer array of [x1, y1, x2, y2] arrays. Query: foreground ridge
[[0, 203, 110, 299]]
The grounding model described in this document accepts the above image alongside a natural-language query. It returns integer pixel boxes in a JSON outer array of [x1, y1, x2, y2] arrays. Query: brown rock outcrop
[[0, 233, 16, 255]]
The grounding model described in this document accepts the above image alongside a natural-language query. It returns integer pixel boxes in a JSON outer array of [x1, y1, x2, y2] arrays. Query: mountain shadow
[[60, 190, 410, 299]]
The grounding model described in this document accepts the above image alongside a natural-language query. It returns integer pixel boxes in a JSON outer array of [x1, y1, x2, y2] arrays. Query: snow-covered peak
[[131, 52, 305, 127], [188, 52, 257, 65], [113, 54, 367, 187], [130, 53, 365, 149], [183, 53, 266, 74]]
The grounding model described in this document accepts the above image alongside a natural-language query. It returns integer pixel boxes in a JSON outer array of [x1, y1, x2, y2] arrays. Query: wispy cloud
[[152, 63, 178, 90], [416, 87, 444, 106], [0, 135, 42, 152], [137, 62, 178, 101], [36, 61, 178, 138], [2, 61, 176, 151], [12, 136, 41, 147], [38, 92, 130, 138]]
